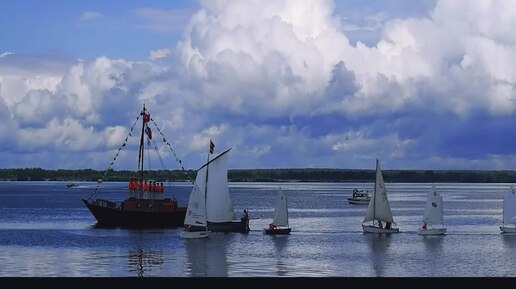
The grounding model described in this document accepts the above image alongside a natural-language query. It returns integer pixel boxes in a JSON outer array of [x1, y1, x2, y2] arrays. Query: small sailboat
[[500, 185, 516, 234], [362, 159, 399, 233], [418, 186, 446, 235], [263, 187, 291, 235], [197, 144, 249, 233], [181, 183, 210, 239], [181, 141, 215, 239]]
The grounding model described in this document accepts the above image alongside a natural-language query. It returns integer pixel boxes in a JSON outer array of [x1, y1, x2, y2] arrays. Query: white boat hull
[[348, 198, 370, 205], [500, 226, 516, 234], [362, 224, 399, 233], [418, 228, 446, 235], [180, 230, 210, 239]]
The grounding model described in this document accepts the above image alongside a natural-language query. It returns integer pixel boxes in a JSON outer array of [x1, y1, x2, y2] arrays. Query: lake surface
[[0, 181, 515, 277]]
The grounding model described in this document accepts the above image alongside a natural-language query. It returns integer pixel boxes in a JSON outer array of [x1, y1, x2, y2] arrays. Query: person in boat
[[422, 222, 427, 230], [378, 220, 383, 229], [241, 209, 250, 231], [269, 223, 277, 230], [241, 209, 249, 221], [385, 222, 391, 229]]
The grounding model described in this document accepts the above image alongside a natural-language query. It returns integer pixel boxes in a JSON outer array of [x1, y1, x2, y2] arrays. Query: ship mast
[[138, 104, 146, 181]]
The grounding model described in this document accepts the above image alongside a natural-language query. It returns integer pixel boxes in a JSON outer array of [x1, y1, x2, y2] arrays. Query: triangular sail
[[202, 148, 235, 223], [503, 186, 516, 225], [184, 183, 207, 227], [422, 187, 443, 226], [363, 159, 394, 223], [272, 187, 289, 227]]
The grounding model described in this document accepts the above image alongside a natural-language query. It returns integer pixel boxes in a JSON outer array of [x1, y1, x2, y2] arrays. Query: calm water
[[0, 181, 515, 277]]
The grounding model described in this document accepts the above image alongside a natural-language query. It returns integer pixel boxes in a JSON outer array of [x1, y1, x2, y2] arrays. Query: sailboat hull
[[82, 199, 187, 228], [418, 228, 446, 235], [207, 221, 249, 233], [180, 230, 210, 239], [362, 224, 399, 233], [500, 226, 516, 234], [263, 228, 291, 235], [347, 198, 370, 205]]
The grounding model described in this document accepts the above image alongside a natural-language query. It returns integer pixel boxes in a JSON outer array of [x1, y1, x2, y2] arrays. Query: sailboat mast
[[373, 159, 377, 223], [204, 153, 209, 231], [204, 154, 210, 197], [503, 189, 506, 226], [286, 192, 289, 228], [138, 104, 146, 181]]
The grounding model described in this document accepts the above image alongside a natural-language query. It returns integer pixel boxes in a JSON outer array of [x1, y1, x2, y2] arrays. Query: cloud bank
[[2, 0, 516, 170]]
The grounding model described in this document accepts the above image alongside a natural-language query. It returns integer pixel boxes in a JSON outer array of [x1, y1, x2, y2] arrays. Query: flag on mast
[[145, 125, 152, 140], [209, 139, 215, 154], [143, 113, 150, 123]]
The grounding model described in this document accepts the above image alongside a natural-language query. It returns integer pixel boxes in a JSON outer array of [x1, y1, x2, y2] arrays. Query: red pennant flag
[[209, 140, 215, 154], [143, 113, 150, 123], [145, 125, 152, 140]]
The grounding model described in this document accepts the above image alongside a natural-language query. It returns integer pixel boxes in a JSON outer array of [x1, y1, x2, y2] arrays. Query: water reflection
[[272, 235, 289, 276], [421, 235, 445, 276], [363, 233, 393, 277], [128, 249, 164, 277], [501, 234, 516, 249], [184, 234, 231, 277], [272, 235, 289, 254], [422, 235, 445, 252], [125, 229, 166, 277]]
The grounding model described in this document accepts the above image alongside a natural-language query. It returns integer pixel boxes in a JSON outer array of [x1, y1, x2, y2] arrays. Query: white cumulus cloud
[[3, 0, 516, 170], [79, 11, 103, 21]]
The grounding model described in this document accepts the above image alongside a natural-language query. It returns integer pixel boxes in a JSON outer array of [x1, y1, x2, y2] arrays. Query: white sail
[[363, 159, 394, 223], [184, 183, 207, 227], [422, 187, 443, 226], [503, 186, 516, 225], [272, 187, 289, 227], [202, 148, 235, 223]]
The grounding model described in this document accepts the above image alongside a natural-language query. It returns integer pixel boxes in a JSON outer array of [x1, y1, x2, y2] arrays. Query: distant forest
[[2, 167, 516, 183]]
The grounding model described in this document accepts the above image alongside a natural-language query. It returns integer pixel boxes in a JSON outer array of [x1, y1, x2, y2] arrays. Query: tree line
[[1, 167, 516, 183]]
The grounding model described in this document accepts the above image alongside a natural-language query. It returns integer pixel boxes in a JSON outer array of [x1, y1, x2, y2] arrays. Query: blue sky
[[1, 0, 516, 171], [0, 0, 199, 60]]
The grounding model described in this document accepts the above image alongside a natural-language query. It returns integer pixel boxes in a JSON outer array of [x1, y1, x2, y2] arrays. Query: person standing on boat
[[242, 209, 250, 231]]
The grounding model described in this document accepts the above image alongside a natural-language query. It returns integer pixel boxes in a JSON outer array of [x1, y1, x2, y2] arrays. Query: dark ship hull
[[207, 220, 249, 234], [82, 198, 187, 228], [263, 228, 292, 235], [263, 227, 291, 235]]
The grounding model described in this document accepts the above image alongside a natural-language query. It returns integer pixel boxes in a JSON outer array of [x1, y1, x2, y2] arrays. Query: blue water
[[0, 181, 515, 277]]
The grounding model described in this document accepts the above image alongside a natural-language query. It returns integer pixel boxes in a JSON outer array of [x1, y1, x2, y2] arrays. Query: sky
[[1, 0, 516, 171]]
